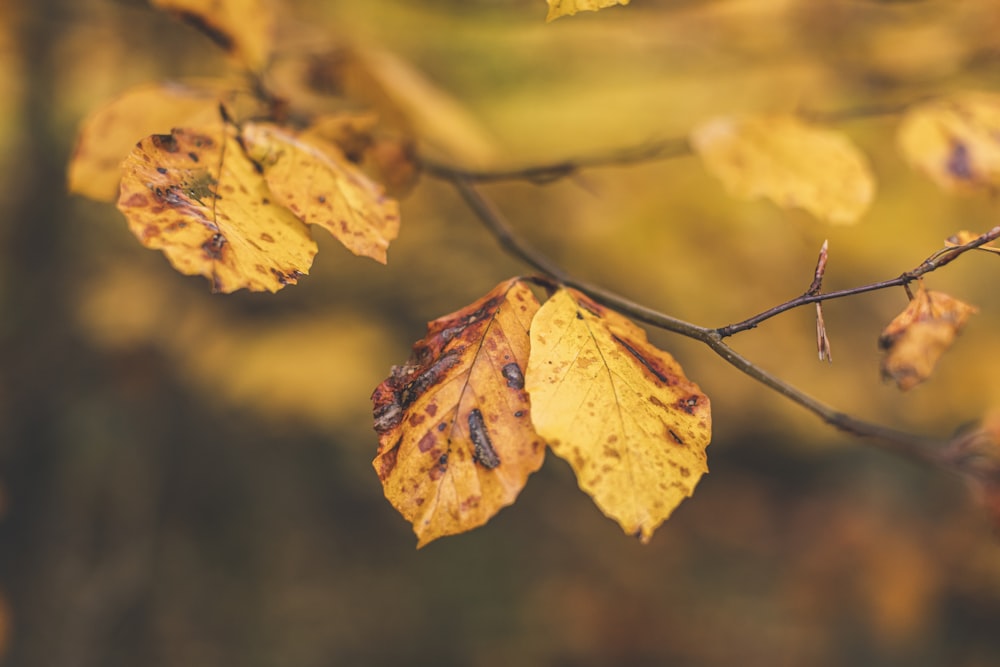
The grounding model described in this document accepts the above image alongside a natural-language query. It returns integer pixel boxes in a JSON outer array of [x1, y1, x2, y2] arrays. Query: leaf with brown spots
[[371, 278, 544, 547], [898, 91, 1000, 194], [879, 283, 978, 391], [152, 0, 274, 72], [525, 288, 711, 543], [67, 82, 242, 202], [241, 122, 400, 264], [117, 122, 317, 293]]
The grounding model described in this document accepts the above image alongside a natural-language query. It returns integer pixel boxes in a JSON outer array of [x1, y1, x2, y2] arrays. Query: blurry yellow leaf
[[878, 283, 978, 391], [372, 279, 544, 547], [303, 113, 420, 197], [898, 92, 1000, 193], [67, 82, 231, 202], [152, 0, 274, 72], [302, 113, 380, 163], [525, 288, 711, 543], [944, 229, 1000, 255], [691, 115, 874, 225], [118, 124, 317, 293], [546, 0, 630, 22], [242, 122, 400, 264]]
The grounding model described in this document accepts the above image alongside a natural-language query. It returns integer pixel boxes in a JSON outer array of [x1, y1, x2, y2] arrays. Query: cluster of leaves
[[371, 279, 710, 545], [67, 0, 1000, 545]]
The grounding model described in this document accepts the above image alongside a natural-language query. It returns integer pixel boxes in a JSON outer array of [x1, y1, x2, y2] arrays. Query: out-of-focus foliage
[[546, 0, 630, 22], [898, 92, 1000, 194], [691, 114, 874, 225], [152, 0, 275, 72]]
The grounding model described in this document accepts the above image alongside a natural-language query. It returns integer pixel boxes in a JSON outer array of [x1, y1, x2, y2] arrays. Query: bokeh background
[[3, 0, 1000, 665]]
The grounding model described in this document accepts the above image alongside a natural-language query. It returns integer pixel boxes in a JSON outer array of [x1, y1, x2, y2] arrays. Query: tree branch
[[421, 98, 918, 186], [442, 177, 989, 472], [423, 138, 691, 184]]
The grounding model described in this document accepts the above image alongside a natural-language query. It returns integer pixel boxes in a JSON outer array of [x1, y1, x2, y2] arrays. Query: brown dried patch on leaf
[[117, 123, 316, 293], [525, 288, 711, 543], [152, 0, 274, 72], [371, 279, 544, 547], [691, 115, 874, 225], [878, 283, 978, 391], [242, 122, 400, 264], [546, 0, 631, 21], [67, 82, 234, 202], [898, 91, 1000, 193]]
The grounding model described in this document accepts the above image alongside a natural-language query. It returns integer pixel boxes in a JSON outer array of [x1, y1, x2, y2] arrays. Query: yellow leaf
[[241, 122, 400, 264], [690, 115, 875, 225], [525, 288, 711, 543], [303, 113, 420, 197], [879, 283, 978, 391], [152, 0, 274, 72], [117, 123, 317, 293], [372, 279, 544, 547], [67, 82, 231, 202], [546, 0, 631, 22], [302, 113, 380, 163], [898, 91, 1000, 193]]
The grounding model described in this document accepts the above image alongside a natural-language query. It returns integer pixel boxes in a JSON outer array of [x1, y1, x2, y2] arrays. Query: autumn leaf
[[525, 288, 711, 543], [898, 91, 1000, 193], [118, 122, 317, 293], [546, 0, 631, 22], [690, 115, 874, 225], [944, 230, 1000, 255], [301, 113, 380, 164], [371, 279, 544, 547], [879, 283, 978, 391], [241, 122, 400, 264], [152, 0, 274, 72], [301, 113, 420, 197], [67, 82, 238, 202]]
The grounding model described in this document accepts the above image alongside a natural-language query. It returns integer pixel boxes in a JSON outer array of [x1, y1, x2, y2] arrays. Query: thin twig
[[423, 138, 691, 184], [716, 226, 1000, 338], [451, 178, 710, 340]]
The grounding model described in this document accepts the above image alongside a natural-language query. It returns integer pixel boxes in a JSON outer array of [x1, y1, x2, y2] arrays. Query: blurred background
[[3, 0, 1000, 665]]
